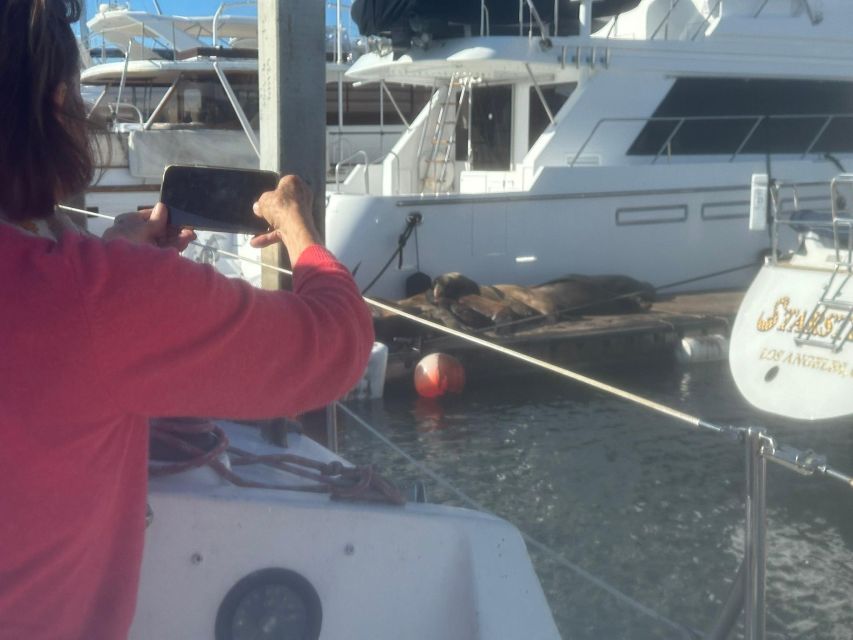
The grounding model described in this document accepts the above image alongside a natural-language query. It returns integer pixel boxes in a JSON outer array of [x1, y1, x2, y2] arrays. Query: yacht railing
[[570, 113, 853, 167], [755, 0, 822, 24], [212, 0, 256, 46], [646, 0, 821, 42], [334, 150, 370, 193], [478, 0, 555, 43], [647, 0, 721, 41]]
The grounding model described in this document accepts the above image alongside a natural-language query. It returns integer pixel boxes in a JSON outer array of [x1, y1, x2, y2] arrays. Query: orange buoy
[[413, 353, 466, 398]]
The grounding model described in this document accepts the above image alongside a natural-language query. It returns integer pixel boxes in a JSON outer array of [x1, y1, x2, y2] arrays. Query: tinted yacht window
[[529, 83, 574, 149], [628, 78, 853, 156], [469, 84, 512, 170], [326, 84, 431, 126]]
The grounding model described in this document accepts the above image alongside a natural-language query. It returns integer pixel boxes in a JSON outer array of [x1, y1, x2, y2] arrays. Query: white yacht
[[327, 0, 853, 299], [81, 3, 430, 218]]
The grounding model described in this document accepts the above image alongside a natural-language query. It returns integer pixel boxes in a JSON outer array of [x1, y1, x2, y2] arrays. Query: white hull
[[324, 1, 853, 298], [328, 162, 833, 299], [129, 424, 559, 639]]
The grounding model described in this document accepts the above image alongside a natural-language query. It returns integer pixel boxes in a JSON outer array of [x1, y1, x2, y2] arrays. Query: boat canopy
[[351, 0, 641, 44], [87, 9, 258, 55]]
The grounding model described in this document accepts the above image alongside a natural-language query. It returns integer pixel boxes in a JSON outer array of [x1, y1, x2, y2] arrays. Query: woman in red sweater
[[0, 2, 374, 638]]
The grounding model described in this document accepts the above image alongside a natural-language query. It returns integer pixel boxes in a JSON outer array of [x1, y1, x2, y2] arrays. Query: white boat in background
[[326, 0, 853, 299], [79, 2, 430, 277], [731, 173, 853, 421]]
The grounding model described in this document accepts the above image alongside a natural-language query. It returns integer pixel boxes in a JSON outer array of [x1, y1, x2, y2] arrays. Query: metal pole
[[578, 0, 593, 38], [115, 39, 133, 119], [744, 428, 768, 640], [707, 559, 746, 640], [338, 73, 345, 165], [326, 404, 339, 453], [257, 0, 327, 289], [379, 81, 385, 156], [336, 0, 343, 64]]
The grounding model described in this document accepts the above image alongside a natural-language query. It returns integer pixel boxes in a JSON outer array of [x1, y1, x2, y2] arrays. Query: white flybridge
[[327, 0, 853, 299], [731, 174, 853, 421]]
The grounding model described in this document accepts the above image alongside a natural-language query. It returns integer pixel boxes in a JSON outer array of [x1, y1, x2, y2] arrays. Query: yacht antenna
[[151, 0, 163, 15]]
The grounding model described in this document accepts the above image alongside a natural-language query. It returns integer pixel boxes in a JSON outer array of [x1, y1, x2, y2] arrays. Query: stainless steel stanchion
[[744, 427, 768, 640], [326, 404, 339, 454]]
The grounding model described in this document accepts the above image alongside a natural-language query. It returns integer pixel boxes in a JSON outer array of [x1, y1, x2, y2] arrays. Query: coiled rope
[[149, 418, 405, 505]]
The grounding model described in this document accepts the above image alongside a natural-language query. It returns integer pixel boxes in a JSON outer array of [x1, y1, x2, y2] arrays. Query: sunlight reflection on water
[[340, 361, 853, 639]]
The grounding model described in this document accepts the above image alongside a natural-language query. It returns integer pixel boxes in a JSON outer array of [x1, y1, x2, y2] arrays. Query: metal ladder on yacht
[[419, 73, 470, 194], [794, 175, 853, 352]]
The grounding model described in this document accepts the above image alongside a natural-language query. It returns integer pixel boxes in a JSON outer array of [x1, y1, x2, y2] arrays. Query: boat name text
[[759, 347, 853, 378], [756, 296, 852, 340]]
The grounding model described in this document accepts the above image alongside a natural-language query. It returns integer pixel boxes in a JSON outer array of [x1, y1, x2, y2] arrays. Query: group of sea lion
[[373, 272, 656, 340]]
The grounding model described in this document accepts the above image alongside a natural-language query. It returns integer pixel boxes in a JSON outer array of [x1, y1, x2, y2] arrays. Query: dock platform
[[384, 290, 744, 386]]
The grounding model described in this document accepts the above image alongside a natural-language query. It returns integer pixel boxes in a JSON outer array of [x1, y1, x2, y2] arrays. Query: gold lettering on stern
[[756, 296, 845, 339], [756, 297, 788, 331], [755, 296, 853, 378], [758, 347, 853, 378]]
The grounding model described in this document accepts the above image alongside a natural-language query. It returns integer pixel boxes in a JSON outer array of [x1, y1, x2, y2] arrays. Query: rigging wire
[[60, 204, 853, 487], [58, 204, 853, 634]]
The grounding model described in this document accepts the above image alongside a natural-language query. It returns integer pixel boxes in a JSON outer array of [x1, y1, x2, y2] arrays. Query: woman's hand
[[103, 202, 196, 251], [250, 175, 322, 262]]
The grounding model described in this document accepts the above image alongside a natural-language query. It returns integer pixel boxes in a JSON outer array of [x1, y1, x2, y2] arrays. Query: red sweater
[[0, 225, 374, 639]]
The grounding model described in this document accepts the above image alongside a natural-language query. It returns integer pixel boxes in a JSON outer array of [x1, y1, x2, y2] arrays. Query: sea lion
[[450, 294, 523, 332], [431, 272, 481, 302], [543, 274, 655, 315], [373, 272, 656, 341]]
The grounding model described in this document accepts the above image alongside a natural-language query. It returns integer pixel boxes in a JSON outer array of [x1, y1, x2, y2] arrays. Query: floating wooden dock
[[384, 290, 744, 386]]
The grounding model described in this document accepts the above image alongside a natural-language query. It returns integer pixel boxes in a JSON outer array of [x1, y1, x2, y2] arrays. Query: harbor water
[[338, 360, 853, 639]]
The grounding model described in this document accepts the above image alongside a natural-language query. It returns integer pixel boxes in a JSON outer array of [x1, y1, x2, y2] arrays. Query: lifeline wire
[[194, 245, 853, 486], [58, 204, 853, 485], [59, 204, 853, 634], [336, 402, 700, 640], [60, 204, 697, 634]]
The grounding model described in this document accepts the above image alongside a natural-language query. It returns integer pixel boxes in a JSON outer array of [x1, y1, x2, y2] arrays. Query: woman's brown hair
[[0, 0, 93, 220]]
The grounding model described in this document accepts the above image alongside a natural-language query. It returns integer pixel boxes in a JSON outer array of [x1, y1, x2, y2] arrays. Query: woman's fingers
[[249, 230, 280, 248]]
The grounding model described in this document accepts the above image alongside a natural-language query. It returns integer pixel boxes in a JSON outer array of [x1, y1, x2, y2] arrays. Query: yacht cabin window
[[452, 82, 573, 171], [326, 84, 431, 126], [466, 84, 513, 171], [628, 78, 853, 157], [87, 75, 432, 130], [529, 83, 574, 150]]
